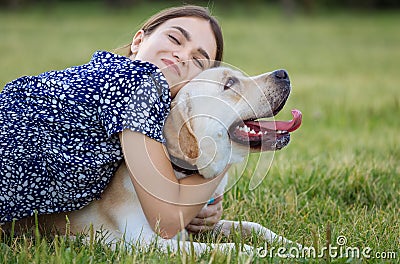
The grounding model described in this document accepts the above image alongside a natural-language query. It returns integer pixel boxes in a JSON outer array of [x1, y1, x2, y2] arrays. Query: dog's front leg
[[158, 236, 253, 255], [213, 220, 301, 248]]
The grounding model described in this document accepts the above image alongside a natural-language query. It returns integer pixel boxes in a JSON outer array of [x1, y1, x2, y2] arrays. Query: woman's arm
[[119, 129, 227, 239]]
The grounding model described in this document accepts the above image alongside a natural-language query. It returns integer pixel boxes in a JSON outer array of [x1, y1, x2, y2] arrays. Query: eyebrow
[[172, 26, 211, 62]]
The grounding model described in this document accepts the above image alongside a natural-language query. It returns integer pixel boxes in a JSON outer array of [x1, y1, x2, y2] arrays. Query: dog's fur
[[2, 67, 300, 254]]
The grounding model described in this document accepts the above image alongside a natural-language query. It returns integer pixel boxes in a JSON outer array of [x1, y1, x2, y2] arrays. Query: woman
[[0, 5, 225, 239]]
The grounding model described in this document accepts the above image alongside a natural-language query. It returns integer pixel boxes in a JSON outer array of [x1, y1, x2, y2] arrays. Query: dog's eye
[[224, 77, 237, 90]]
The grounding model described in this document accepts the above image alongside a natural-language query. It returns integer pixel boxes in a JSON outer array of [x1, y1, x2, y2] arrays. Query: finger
[[195, 205, 217, 219], [186, 224, 214, 234], [189, 217, 216, 226], [188, 217, 206, 226], [204, 200, 222, 215], [190, 212, 221, 227]]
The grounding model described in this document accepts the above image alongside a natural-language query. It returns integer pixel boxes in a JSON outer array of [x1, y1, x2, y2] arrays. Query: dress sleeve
[[97, 65, 171, 143]]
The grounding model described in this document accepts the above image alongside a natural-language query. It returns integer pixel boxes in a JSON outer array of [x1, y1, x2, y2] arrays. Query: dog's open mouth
[[228, 109, 302, 150]]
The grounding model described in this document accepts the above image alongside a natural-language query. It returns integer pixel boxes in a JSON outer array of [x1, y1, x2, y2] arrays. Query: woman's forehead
[[157, 17, 217, 60]]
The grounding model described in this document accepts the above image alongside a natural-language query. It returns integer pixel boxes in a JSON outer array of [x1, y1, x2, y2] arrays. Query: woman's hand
[[186, 195, 223, 234]]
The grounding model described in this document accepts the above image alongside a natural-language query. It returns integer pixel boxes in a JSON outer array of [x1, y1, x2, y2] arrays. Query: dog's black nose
[[273, 69, 289, 81]]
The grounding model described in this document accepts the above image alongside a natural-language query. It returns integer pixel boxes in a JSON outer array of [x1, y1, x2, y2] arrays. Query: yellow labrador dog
[[4, 67, 302, 254]]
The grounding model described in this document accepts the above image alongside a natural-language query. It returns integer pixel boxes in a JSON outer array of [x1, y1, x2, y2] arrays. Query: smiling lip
[[162, 59, 181, 76]]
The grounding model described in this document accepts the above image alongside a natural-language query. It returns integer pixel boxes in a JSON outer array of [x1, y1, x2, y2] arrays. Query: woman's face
[[130, 17, 217, 97]]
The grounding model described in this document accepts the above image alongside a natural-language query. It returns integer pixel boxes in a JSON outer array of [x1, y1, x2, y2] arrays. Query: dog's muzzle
[[228, 109, 302, 151]]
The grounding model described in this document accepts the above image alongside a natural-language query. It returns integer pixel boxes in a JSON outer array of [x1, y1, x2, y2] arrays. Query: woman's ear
[[130, 30, 145, 57]]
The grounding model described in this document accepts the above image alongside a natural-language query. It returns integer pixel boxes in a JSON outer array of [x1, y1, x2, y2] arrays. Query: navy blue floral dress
[[0, 51, 171, 223]]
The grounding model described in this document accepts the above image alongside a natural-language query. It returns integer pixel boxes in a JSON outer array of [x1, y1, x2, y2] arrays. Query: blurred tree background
[[1, 0, 399, 10]]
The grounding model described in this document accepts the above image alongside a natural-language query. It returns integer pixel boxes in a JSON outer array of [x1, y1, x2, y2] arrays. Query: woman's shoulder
[[90, 51, 161, 75], [93, 51, 169, 96]]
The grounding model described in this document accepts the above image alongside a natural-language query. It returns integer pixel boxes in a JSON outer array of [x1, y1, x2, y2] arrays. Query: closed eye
[[193, 57, 205, 69], [168, 34, 181, 45]]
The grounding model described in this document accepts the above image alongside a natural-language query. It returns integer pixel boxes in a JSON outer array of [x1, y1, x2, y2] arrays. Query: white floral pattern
[[0, 51, 171, 223]]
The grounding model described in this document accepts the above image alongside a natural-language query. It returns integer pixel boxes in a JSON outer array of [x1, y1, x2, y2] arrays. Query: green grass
[[1, 2, 399, 263]]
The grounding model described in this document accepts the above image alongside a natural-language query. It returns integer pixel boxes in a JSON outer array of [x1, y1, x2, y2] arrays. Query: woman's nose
[[173, 49, 189, 64]]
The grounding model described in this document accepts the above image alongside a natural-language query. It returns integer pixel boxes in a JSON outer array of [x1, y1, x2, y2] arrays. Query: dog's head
[[163, 67, 302, 179]]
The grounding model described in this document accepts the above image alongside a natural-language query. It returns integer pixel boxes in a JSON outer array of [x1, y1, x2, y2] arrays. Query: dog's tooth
[[258, 131, 263, 135], [244, 126, 251, 132], [250, 130, 256, 134]]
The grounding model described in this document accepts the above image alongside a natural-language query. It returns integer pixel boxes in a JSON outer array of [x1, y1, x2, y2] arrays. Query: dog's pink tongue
[[246, 109, 302, 132]]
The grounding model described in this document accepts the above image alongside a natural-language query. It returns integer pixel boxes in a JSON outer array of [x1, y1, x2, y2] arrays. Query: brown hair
[[117, 5, 223, 67]]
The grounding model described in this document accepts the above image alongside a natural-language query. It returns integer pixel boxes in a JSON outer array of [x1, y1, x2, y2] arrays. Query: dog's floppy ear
[[164, 93, 199, 164]]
